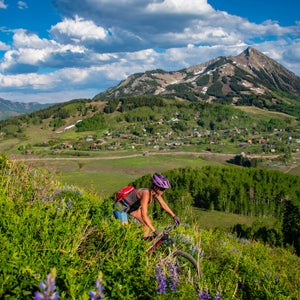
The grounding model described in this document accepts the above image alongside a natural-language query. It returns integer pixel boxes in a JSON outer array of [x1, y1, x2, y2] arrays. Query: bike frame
[[146, 223, 177, 253], [146, 223, 202, 278]]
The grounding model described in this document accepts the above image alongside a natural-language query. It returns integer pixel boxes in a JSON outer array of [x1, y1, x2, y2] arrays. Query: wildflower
[[34, 268, 58, 300], [198, 289, 211, 300], [166, 260, 180, 292], [212, 293, 222, 300], [155, 263, 167, 294], [67, 200, 72, 210], [89, 272, 105, 300], [189, 244, 199, 255], [55, 189, 62, 196], [238, 280, 245, 290]]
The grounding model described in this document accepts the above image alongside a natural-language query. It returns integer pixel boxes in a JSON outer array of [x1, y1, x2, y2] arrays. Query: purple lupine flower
[[155, 264, 167, 294], [166, 260, 180, 292], [212, 293, 222, 300], [34, 269, 59, 300], [89, 272, 105, 300], [67, 200, 72, 210], [55, 189, 62, 196], [189, 244, 198, 255], [198, 289, 211, 300]]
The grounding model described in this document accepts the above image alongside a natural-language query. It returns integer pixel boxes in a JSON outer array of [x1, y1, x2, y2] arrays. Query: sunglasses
[[157, 187, 166, 192]]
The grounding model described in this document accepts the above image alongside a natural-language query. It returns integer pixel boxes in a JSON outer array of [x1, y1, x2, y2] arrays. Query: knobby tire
[[172, 250, 201, 278]]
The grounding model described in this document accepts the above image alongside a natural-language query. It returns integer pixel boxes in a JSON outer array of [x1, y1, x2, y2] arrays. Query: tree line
[[132, 166, 300, 254]]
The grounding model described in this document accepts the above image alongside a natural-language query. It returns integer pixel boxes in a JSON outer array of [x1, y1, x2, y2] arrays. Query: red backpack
[[116, 185, 138, 207]]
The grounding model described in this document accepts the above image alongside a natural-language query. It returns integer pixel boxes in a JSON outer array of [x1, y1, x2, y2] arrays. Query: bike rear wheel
[[172, 250, 201, 284]]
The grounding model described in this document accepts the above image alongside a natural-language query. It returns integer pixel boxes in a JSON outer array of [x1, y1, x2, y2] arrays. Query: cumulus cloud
[[50, 16, 108, 43], [0, 40, 9, 50], [146, 0, 213, 14], [0, 0, 7, 9], [18, 1, 28, 10], [51, 0, 300, 51]]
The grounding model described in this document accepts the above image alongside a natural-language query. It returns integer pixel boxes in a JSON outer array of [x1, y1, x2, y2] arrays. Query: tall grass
[[1, 154, 300, 299]]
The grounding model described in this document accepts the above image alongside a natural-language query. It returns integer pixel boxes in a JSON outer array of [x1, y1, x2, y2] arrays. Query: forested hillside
[[1, 96, 298, 163], [133, 166, 300, 254]]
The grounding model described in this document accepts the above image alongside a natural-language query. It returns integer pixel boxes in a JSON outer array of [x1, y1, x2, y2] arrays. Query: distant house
[[90, 143, 98, 150], [120, 134, 129, 139], [85, 135, 94, 142]]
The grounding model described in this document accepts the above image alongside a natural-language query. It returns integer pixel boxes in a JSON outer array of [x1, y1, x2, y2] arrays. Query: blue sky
[[0, 0, 300, 103]]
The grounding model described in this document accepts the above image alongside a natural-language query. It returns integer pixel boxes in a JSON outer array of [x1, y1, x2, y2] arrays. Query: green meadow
[[26, 153, 223, 197]]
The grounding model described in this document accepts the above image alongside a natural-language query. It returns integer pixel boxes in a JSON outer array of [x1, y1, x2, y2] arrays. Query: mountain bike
[[146, 223, 201, 285]]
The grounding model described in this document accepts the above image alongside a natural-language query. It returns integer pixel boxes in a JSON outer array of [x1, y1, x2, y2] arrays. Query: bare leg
[[130, 209, 151, 238]]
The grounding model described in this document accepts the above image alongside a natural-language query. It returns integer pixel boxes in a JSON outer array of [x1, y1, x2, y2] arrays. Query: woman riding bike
[[113, 173, 180, 238]]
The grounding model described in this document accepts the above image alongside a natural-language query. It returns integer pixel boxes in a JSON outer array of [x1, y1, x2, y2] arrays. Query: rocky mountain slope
[[94, 47, 300, 113]]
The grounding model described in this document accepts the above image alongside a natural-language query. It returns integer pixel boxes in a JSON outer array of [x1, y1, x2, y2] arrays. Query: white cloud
[[0, 0, 7, 9], [1, 0, 300, 103], [0, 72, 52, 89], [13, 29, 54, 49], [0, 40, 9, 50], [146, 0, 213, 14], [18, 1, 28, 10], [50, 16, 108, 43]]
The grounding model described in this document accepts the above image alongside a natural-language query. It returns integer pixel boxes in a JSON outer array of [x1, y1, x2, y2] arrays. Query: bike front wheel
[[172, 250, 201, 284]]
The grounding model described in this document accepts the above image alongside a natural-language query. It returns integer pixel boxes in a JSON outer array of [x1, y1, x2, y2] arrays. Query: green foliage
[[124, 106, 158, 122], [196, 74, 210, 86], [162, 166, 300, 218], [1, 124, 21, 137], [1, 95, 299, 158], [49, 117, 66, 130], [229, 77, 250, 93], [118, 95, 165, 112], [232, 222, 283, 247], [282, 200, 300, 255], [228, 154, 260, 167], [1, 155, 300, 299], [207, 81, 223, 97], [166, 83, 198, 101], [76, 113, 106, 132], [103, 99, 119, 113]]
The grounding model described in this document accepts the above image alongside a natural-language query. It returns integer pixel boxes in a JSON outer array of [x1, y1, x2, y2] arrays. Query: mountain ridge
[[93, 47, 300, 110], [0, 98, 51, 120], [2, 47, 300, 121]]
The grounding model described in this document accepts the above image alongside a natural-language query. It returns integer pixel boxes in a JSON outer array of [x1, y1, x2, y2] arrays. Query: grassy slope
[[25, 153, 221, 197], [1, 155, 300, 299], [235, 105, 298, 122]]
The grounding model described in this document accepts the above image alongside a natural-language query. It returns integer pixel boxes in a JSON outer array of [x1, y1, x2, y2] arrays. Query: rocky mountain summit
[[94, 47, 300, 107]]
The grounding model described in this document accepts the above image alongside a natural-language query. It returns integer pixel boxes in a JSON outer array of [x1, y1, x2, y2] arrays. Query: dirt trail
[[10, 151, 279, 162]]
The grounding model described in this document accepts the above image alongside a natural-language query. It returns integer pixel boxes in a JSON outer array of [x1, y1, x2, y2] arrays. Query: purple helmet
[[151, 173, 171, 189]]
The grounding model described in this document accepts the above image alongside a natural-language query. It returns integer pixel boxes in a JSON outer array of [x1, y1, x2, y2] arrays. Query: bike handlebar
[[161, 222, 178, 236], [146, 222, 178, 253]]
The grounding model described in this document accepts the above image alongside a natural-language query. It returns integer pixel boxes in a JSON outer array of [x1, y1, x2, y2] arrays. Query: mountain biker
[[113, 173, 180, 238]]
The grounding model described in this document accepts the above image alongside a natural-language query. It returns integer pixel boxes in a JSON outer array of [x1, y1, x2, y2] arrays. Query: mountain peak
[[93, 47, 300, 112], [234, 47, 277, 69]]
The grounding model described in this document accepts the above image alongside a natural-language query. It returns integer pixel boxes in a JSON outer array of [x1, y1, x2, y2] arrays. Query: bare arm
[[140, 190, 156, 233], [156, 195, 176, 218]]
